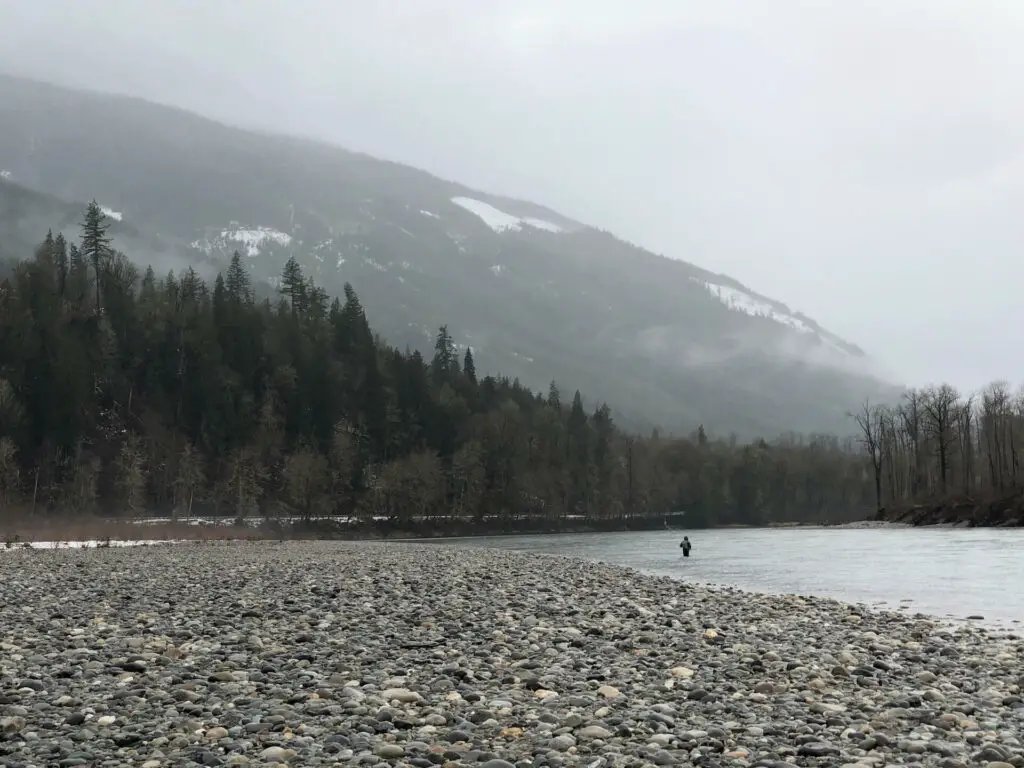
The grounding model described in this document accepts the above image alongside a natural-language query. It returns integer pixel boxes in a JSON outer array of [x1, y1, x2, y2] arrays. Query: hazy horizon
[[1, 0, 1022, 393]]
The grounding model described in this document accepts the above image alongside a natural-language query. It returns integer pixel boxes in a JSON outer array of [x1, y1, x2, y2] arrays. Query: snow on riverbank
[[0, 539, 183, 551]]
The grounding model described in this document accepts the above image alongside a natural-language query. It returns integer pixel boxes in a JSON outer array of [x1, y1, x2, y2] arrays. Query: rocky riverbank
[[1, 542, 1022, 768], [819, 520, 913, 530], [873, 492, 1024, 527]]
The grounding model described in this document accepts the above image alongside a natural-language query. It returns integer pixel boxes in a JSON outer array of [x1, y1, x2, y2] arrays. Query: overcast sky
[[1, 0, 1022, 390]]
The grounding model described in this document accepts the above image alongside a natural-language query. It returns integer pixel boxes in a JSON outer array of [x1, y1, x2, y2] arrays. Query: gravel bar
[[1, 541, 1022, 768]]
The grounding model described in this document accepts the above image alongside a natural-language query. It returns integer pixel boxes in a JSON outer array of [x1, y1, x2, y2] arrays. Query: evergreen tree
[[225, 251, 252, 303], [548, 381, 561, 410], [53, 233, 68, 299], [280, 256, 307, 315], [463, 347, 477, 384], [79, 201, 113, 314], [431, 325, 457, 381], [35, 230, 55, 269], [67, 242, 89, 309], [212, 274, 227, 325], [307, 282, 329, 322], [334, 283, 371, 358]]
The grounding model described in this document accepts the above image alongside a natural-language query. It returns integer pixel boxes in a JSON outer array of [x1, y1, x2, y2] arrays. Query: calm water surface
[[437, 528, 1024, 626]]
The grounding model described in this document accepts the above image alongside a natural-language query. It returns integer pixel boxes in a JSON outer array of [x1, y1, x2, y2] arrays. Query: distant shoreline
[[6, 514, 997, 549]]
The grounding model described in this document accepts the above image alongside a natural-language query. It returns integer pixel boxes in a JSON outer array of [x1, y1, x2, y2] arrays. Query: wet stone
[[0, 541, 1019, 768]]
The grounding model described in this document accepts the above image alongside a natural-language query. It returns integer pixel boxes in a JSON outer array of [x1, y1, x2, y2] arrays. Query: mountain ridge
[[0, 72, 902, 437]]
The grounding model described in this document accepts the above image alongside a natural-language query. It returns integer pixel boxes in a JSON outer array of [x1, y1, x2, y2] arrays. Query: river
[[435, 527, 1024, 627]]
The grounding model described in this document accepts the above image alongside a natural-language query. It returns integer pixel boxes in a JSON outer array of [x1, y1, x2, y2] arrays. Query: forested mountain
[[0, 204, 878, 528], [0, 73, 903, 438], [0, 176, 217, 279]]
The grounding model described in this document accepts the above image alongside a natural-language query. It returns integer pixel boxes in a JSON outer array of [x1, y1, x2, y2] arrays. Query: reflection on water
[[436, 527, 1024, 626]]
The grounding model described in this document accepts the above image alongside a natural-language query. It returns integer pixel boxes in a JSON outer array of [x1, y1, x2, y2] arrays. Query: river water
[[436, 527, 1024, 627]]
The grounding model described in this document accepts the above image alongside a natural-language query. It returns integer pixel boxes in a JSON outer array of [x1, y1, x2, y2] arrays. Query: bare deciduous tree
[[329, 420, 357, 514], [921, 384, 959, 494], [859, 381, 1024, 512], [70, 454, 101, 514], [282, 445, 330, 519], [174, 441, 204, 521], [221, 446, 263, 521], [0, 437, 19, 506], [115, 434, 148, 516], [851, 400, 884, 513]]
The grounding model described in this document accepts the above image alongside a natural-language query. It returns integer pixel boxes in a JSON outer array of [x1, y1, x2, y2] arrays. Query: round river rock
[[0, 540, 1021, 767]]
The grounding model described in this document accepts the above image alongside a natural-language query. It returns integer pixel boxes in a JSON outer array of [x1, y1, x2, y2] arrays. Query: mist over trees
[[0, 204, 888, 530]]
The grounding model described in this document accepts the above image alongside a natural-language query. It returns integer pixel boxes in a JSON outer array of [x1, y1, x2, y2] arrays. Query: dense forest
[[0, 203, 881, 532], [855, 385, 1024, 526]]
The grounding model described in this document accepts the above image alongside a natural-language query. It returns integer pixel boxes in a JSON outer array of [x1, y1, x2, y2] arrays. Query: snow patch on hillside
[[420, 210, 439, 219], [223, 227, 292, 256], [0, 170, 11, 181], [191, 227, 293, 258], [190, 227, 293, 258], [817, 333, 856, 358], [691, 278, 815, 334], [490, 265, 505, 275], [100, 205, 123, 221], [689, 278, 860, 359], [452, 197, 563, 233], [522, 217, 562, 233]]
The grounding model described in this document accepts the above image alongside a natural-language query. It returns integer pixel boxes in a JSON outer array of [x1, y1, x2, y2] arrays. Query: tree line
[[0, 202, 880, 531], [854, 382, 1024, 514]]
